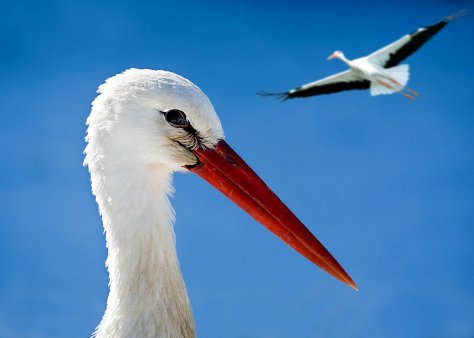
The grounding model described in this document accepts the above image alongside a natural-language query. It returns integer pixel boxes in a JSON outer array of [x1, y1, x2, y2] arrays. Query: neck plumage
[[89, 157, 195, 338], [337, 53, 351, 66]]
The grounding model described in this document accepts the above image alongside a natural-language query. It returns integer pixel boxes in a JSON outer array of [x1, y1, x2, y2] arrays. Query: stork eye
[[164, 109, 189, 128]]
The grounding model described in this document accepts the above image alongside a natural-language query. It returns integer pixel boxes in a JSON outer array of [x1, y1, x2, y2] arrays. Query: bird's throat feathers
[[84, 68, 226, 338], [86, 132, 196, 338]]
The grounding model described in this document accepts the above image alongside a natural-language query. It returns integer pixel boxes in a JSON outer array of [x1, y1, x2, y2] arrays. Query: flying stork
[[85, 69, 356, 338], [259, 11, 465, 101]]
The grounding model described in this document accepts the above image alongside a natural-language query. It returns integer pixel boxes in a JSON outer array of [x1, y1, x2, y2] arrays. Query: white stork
[[259, 11, 465, 101], [84, 69, 356, 338]]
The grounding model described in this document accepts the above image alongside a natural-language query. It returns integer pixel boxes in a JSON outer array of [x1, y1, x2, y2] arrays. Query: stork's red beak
[[187, 140, 357, 290], [327, 53, 338, 60]]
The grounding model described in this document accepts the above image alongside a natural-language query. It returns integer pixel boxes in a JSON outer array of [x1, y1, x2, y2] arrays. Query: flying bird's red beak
[[327, 52, 338, 60], [187, 140, 357, 290]]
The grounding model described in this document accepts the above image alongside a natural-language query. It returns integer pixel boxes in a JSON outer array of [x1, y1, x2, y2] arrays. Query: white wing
[[283, 69, 369, 99], [366, 11, 463, 68], [366, 34, 411, 66], [258, 69, 369, 100], [297, 69, 361, 90]]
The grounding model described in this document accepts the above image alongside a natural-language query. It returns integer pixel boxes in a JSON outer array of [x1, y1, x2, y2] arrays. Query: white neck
[[337, 53, 351, 66], [90, 156, 195, 338]]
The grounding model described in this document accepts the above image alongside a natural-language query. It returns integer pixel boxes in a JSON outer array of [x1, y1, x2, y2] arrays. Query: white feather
[[385, 64, 410, 88], [370, 64, 410, 96], [84, 69, 224, 338]]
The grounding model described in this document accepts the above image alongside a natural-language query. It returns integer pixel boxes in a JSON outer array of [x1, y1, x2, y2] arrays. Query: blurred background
[[1, 0, 473, 337]]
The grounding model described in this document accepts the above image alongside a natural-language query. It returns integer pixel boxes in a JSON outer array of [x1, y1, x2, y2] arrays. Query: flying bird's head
[[84, 68, 357, 291], [327, 50, 344, 61]]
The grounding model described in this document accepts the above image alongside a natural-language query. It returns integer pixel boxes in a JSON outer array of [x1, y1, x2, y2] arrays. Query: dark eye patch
[[164, 109, 190, 128], [158, 108, 201, 149]]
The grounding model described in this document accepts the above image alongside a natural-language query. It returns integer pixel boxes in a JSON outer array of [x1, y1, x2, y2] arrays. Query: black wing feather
[[256, 91, 291, 101], [258, 80, 370, 100], [286, 80, 370, 99], [384, 11, 465, 68]]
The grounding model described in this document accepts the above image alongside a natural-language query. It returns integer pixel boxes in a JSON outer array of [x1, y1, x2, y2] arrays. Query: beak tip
[[339, 275, 358, 291], [192, 140, 358, 292], [337, 274, 358, 291]]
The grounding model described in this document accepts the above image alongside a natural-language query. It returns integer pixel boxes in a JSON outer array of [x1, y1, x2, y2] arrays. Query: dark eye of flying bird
[[164, 109, 190, 128]]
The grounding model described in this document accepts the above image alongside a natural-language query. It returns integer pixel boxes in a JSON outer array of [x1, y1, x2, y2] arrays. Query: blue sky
[[1, 0, 473, 337]]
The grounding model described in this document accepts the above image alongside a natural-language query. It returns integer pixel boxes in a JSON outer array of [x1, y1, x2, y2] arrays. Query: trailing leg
[[377, 80, 415, 101]]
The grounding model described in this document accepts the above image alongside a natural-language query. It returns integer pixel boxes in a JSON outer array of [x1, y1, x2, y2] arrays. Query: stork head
[[85, 69, 357, 290], [86, 69, 223, 171], [327, 50, 344, 60]]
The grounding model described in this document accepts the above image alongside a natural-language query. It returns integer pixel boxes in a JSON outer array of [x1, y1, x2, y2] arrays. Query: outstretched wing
[[368, 10, 465, 68], [259, 70, 370, 100]]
